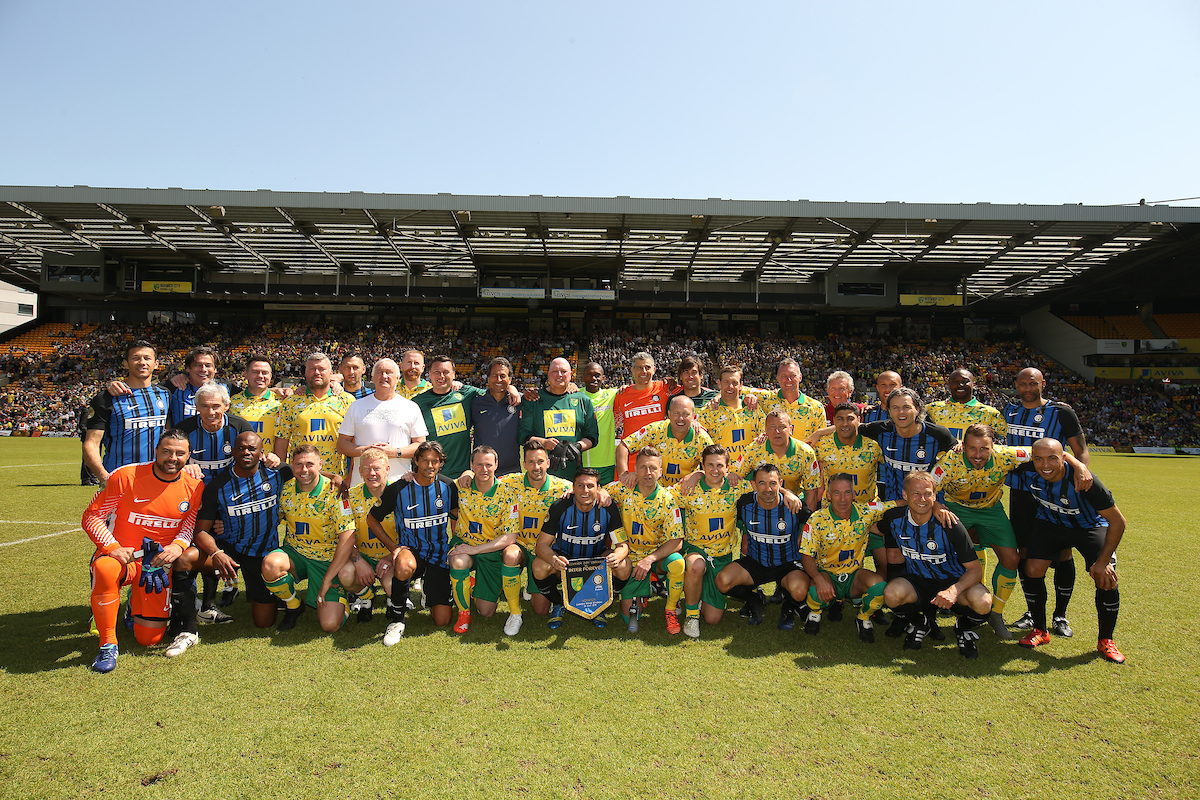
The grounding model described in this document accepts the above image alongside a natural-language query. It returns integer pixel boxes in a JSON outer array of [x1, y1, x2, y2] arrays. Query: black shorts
[[732, 557, 801, 588], [901, 573, 959, 606], [410, 553, 453, 608], [1027, 520, 1110, 568], [215, 540, 273, 605], [1009, 491, 1038, 548]]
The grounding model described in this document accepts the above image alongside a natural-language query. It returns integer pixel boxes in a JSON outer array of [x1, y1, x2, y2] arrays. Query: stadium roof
[[2, 185, 1199, 307]]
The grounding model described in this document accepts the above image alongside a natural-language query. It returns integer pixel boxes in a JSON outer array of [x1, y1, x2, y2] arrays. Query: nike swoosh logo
[[747, 522, 760, 527], [566, 525, 578, 530], [134, 496, 152, 503], [406, 504, 419, 510]]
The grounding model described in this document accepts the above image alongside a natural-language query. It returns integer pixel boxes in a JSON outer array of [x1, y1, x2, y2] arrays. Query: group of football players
[[80, 338, 1128, 674]]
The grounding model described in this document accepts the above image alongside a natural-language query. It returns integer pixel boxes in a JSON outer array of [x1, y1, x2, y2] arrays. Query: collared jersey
[[678, 477, 742, 557], [1012, 463, 1116, 529], [347, 481, 394, 561], [735, 492, 808, 568], [878, 506, 977, 582], [1002, 400, 1084, 489], [518, 389, 600, 480], [166, 381, 201, 428], [621, 420, 713, 487], [197, 463, 293, 557], [613, 380, 670, 441], [800, 501, 895, 573], [814, 432, 883, 503], [87, 384, 171, 472], [926, 398, 1007, 442], [500, 472, 573, 550], [745, 388, 828, 442], [859, 403, 889, 425], [455, 480, 509, 547], [82, 462, 204, 553], [605, 482, 684, 560], [411, 385, 487, 480], [371, 476, 459, 567], [582, 386, 619, 471], [931, 445, 1031, 509], [397, 379, 431, 401], [737, 437, 820, 495], [276, 388, 354, 468], [860, 420, 958, 501], [542, 497, 625, 561], [666, 386, 720, 412], [347, 385, 374, 400], [697, 400, 764, 470], [279, 475, 353, 561], [229, 389, 282, 453], [470, 392, 522, 474], [178, 414, 254, 483]]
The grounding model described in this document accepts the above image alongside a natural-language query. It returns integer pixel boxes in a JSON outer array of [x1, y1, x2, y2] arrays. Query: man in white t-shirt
[[337, 358, 429, 486]]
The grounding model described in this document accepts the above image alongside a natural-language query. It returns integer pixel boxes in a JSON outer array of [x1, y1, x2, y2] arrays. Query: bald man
[[861, 371, 902, 425], [519, 357, 599, 480]]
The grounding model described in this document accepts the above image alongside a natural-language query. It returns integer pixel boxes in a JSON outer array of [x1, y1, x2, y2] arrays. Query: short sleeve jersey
[[166, 381, 202, 428], [677, 477, 742, 558], [347, 481, 393, 561], [87, 385, 171, 472], [931, 445, 1031, 509], [1012, 463, 1115, 529], [411, 386, 486, 480], [338, 393, 428, 484], [541, 497, 625, 561], [605, 482, 684, 561], [178, 414, 254, 483], [735, 492, 808, 568], [859, 403, 889, 425], [82, 462, 205, 553], [860, 420, 958, 501], [582, 386, 619, 471], [737, 437, 820, 495], [746, 389, 828, 442], [878, 506, 977, 582], [622, 421, 713, 487], [697, 400, 764, 471], [397, 379, 430, 401], [517, 390, 600, 480], [800, 501, 895, 574], [455, 480, 509, 547], [228, 389, 282, 454], [278, 475, 353, 561], [1003, 400, 1085, 489], [613, 380, 670, 440], [499, 472, 573, 550], [926, 398, 1007, 442], [814, 433, 883, 503], [197, 463, 293, 557], [276, 388, 354, 467], [371, 476, 459, 567]]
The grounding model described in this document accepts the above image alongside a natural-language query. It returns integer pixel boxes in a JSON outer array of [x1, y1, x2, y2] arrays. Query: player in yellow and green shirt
[[446, 446, 513, 633], [272, 353, 354, 472], [605, 446, 686, 635], [743, 357, 828, 442], [398, 349, 432, 400], [341, 447, 398, 623], [798, 473, 894, 643], [261, 444, 356, 633], [735, 409, 821, 504], [676, 443, 744, 637], [813, 402, 884, 504], [616, 395, 713, 488], [228, 355, 283, 454], [926, 368, 1007, 441], [697, 365, 764, 472]]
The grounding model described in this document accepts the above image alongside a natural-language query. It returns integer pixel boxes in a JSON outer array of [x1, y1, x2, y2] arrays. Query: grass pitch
[[1, 439, 1198, 799]]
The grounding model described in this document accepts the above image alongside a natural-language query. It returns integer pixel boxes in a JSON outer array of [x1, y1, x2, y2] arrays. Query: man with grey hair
[[519, 357, 599, 480], [824, 370, 863, 424], [274, 351, 355, 472], [337, 358, 428, 486], [613, 351, 670, 475]]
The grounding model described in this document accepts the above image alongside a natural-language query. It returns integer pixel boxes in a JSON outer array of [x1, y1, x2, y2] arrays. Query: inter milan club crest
[[926, 540, 937, 551], [435, 497, 443, 509], [1034, 414, 1043, 422], [562, 556, 612, 619], [223, 444, 233, 454], [262, 483, 272, 492], [916, 449, 926, 460], [778, 521, 787, 531]]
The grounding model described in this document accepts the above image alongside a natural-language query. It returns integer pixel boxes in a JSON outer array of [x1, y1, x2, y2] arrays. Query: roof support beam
[[7, 201, 103, 250], [362, 209, 416, 274], [753, 217, 799, 280], [828, 219, 882, 268], [682, 215, 712, 281], [274, 207, 340, 269], [449, 210, 481, 276], [962, 221, 1057, 281], [892, 220, 970, 277], [187, 205, 273, 268], [96, 203, 180, 253]]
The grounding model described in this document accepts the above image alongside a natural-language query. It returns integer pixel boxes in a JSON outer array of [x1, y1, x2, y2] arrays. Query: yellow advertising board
[[141, 281, 192, 293], [899, 294, 963, 306]]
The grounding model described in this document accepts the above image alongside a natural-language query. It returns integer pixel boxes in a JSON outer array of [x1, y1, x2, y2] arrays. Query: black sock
[[886, 562, 905, 581], [1052, 556, 1076, 618], [892, 601, 919, 618], [613, 575, 627, 594], [533, 572, 563, 606], [172, 571, 198, 635], [723, 584, 754, 603], [1096, 587, 1119, 640], [1026, 575, 1048, 631], [388, 576, 411, 622], [201, 571, 219, 608]]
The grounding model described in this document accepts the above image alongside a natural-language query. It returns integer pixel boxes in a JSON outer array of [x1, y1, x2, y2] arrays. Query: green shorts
[[947, 502, 1017, 550], [514, 543, 540, 594], [682, 543, 732, 610], [278, 542, 341, 608], [449, 536, 503, 603], [620, 558, 672, 600], [818, 568, 859, 602], [866, 533, 885, 553]]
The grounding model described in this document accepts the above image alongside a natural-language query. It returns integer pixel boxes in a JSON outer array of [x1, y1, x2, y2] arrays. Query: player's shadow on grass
[[0, 604, 103, 673], [16, 483, 78, 488]]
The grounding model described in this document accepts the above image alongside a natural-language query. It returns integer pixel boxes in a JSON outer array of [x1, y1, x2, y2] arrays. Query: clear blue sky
[[2, 1, 1196, 206]]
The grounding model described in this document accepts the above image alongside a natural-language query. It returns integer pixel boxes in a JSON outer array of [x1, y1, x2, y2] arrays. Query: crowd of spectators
[[2, 320, 1197, 448]]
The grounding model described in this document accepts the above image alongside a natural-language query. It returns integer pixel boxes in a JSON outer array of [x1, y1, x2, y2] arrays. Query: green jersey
[[411, 385, 486, 480], [583, 386, 619, 470], [518, 389, 600, 480]]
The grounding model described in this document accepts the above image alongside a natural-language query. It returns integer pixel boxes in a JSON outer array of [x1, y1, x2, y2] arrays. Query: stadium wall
[[1020, 306, 1096, 383], [0, 281, 37, 335]]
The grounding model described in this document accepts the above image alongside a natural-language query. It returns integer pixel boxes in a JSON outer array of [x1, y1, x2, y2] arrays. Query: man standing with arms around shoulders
[[519, 357, 599, 482], [273, 352, 354, 472], [860, 371, 902, 425], [677, 444, 743, 637], [616, 395, 713, 489], [228, 354, 283, 455], [338, 353, 372, 400], [470, 357, 524, 477], [926, 368, 1006, 441], [83, 339, 171, 487], [612, 352, 670, 473], [580, 361, 619, 485], [397, 349, 432, 400], [337, 358, 427, 486]]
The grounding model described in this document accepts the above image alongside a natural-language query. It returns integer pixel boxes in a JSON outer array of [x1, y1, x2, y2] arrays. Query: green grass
[[1, 440, 1198, 799]]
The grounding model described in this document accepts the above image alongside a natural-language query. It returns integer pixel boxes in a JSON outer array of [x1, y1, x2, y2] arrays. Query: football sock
[[450, 566, 472, 613], [859, 582, 886, 620], [613, 575, 628, 594], [723, 584, 754, 603], [806, 586, 826, 613], [388, 576, 411, 622], [91, 556, 123, 646], [533, 572, 563, 606], [684, 601, 701, 620], [1096, 587, 1119, 640], [1052, 556, 1075, 618], [991, 565, 1019, 614], [265, 572, 301, 610], [886, 562, 905, 581], [664, 553, 684, 612], [501, 564, 523, 615], [172, 571, 198, 634], [201, 571, 219, 608], [353, 584, 373, 602], [974, 545, 988, 576], [133, 620, 167, 646], [1025, 575, 1048, 631]]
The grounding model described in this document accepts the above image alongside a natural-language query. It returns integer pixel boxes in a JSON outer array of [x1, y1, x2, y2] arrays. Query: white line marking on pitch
[[0, 528, 79, 547], [0, 462, 76, 468], [0, 520, 78, 525]]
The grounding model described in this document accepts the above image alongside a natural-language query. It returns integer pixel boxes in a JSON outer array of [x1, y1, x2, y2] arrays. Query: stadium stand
[[1059, 315, 1155, 340], [1155, 313, 1200, 338]]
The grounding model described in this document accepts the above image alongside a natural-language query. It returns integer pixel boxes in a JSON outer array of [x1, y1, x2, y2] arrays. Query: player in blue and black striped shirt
[[532, 468, 630, 631], [859, 387, 957, 501], [1004, 367, 1091, 637], [874, 470, 992, 659], [713, 463, 813, 629], [1011, 439, 1127, 664], [367, 440, 459, 644], [83, 340, 171, 483]]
